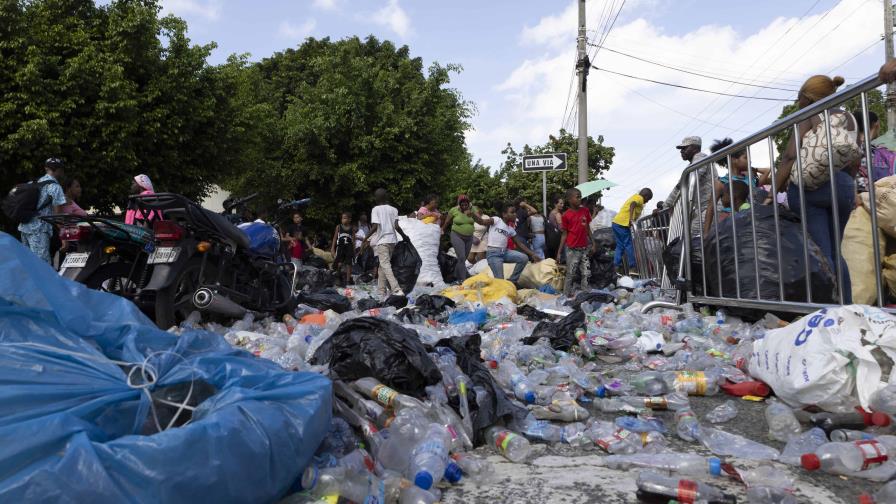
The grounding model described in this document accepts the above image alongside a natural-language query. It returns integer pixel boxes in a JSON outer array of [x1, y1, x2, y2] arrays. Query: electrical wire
[[586, 42, 799, 91], [593, 66, 793, 101]]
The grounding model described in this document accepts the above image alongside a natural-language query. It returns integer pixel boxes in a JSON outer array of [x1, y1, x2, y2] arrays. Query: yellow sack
[[519, 259, 565, 292], [860, 175, 896, 238], [883, 254, 896, 299], [441, 273, 517, 304], [842, 207, 885, 305], [312, 247, 334, 265]]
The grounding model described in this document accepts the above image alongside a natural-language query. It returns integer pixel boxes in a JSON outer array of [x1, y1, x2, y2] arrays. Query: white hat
[[676, 136, 702, 149]]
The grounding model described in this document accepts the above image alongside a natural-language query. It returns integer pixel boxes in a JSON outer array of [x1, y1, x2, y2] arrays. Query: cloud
[[480, 0, 883, 211], [160, 0, 221, 21], [278, 19, 317, 40], [312, 0, 338, 11], [373, 0, 411, 38]]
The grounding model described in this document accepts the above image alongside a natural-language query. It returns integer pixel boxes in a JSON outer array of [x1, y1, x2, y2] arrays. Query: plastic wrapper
[[523, 309, 586, 351], [414, 294, 456, 318], [297, 288, 352, 314]]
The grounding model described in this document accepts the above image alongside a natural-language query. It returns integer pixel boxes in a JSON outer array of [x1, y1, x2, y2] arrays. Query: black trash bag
[[664, 204, 836, 304], [141, 380, 217, 435], [516, 304, 552, 322], [355, 247, 377, 275], [589, 227, 617, 288], [311, 317, 441, 397], [356, 298, 381, 311], [438, 252, 458, 284], [567, 291, 616, 310], [433, 333, 528, 445], [303, 254, 328, 270], [522, 309, 586, 351], [414, 294, 456, 318], [297, 288, 352, 314], [383, 294, 408, 309], [392, 237, 422, 295], [545, 221, 562, 260], [297, 267, 337, 291]]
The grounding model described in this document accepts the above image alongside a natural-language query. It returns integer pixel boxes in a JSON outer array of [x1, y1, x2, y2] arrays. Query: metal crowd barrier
[[631, 207, 672, 283], [639, 73, 888, 315]]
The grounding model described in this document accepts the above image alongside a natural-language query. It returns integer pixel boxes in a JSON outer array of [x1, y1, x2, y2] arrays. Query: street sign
[[522, 153, 567, 172]]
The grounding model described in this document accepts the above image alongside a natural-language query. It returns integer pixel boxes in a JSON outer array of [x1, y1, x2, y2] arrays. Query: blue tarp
[[0, 232, 332, 503]]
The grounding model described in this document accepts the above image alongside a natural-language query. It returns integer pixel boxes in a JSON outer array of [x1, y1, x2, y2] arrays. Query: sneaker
[[393, 289, 406, 297]]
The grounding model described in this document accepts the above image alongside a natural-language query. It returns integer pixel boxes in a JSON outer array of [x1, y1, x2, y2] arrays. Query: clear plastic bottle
[[741, 465, 797, 504], [635, 471, 736, 504], [859, 480, 896, 504], [399, 485, 439, 504], [830, 429, 876, 442], [494, 361, 538, 404], [364, 306, 397, 318], [352, 377, 428, 412], [629, 371, 671, 396], [407, 423, 461, 490], [603, 453, 722, 477], [706, 400, 738, 424], [450, 453, 494, 484], [667, 368, 723, 396], [870, 384, 896, 415], [765, 400, 802, 442], [594, 428, 667, 454], [575, 327, 594, 358], [697, 426, 780, 461], [531, 396, 590, 422], [619, 392, 689, 411], [675, 407, 701, 442], [516, 414, 565, 443], [801, 436, 896, 474], [485, 426, 530, 463], [779, 427, 828, 466], [615, 416, 666, 434], [301, 465, 386, 503]]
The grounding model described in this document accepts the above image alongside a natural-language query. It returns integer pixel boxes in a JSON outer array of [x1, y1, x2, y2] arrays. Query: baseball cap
[[44, 157, 64, 168], [676, 136, 702, 149]]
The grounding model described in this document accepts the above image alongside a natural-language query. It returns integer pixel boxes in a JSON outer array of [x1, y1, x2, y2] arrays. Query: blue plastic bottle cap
[[444, 462, 463, 483], [596, 386, 607, 398], [708, 457, 722, 476], [524, 391, 536, 404], [414, 471, 434, 490]]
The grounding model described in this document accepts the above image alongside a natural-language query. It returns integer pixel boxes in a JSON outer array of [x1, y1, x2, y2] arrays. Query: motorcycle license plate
[[148, 247, 180, 264], [61, 252, 89, 269]]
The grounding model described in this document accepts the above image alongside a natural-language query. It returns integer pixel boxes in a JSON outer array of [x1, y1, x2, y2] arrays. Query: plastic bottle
[[830, 429, 876, 442], [675, 407, 701, 442], [697, 426, 780, 461], [741, 466, 797, 504], [594, 428, 667, 454], [859, 480, 896, 504], [450, 453, 494, 484], [597, 397, 650, 416], [602, 453, 722, 478], [870, 384, 896, 414], [810, 409, 891, 434], [706, 400, 738, 424], [407, 423, 461, 490], [352, 377, 428, 412], [531, 397, 590, 422], [575, 327, 594, 358], [801, 436, 896, 474], [615, 416, 667, 434], [629, 371, 671, 396], [668, 368, 723, 396], [779, 427, 828, 466], [635, 471, 736, 504], [495, 361, 538, 404], [765, 400, 802, 442], [399, 485, 439, 504], [301, 465, 386, 503], [364, 306, 397, 319], [485, 426, 530, 463], [619, 392, 689, 411]]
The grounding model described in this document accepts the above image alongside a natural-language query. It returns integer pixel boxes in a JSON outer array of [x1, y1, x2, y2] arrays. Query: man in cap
[[18, 158, 67, 263], [664, 136, 715, 237]]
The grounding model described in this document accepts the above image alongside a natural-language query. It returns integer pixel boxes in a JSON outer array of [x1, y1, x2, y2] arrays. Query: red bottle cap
[[872, 411, 891, 427], [800, 453, 821, 470], [488, 360, 498, 369], [858, 493, 875, 504], [856, 407, 875, 425]]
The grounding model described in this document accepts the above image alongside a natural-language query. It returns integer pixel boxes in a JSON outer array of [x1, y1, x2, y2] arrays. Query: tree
[[0, 0, 249, 226], [221, 36, 473, 230]]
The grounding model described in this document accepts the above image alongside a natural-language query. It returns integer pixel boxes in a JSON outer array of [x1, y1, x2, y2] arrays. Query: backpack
[[2, 180, 58, 224]]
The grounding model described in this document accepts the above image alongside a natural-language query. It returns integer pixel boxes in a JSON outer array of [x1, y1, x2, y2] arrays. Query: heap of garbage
[[180, 268, 896, 504]]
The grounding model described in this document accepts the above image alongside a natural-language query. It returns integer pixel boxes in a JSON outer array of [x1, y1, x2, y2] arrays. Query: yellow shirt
[[612, 194, 645, 227]]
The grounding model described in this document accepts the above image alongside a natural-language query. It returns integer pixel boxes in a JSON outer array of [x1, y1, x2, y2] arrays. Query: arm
[[774, 117, 818, 192], [441, 213, 454, 234], [556, 230, 568, 260], [394, 218, 402, 235], [330, 226, 338, 254], [627, 202, 637, 227], [520, 202, 538, 215], [512, 235, 540, 262], [664, 186, 680, 209], [471, 211, 492, 226]]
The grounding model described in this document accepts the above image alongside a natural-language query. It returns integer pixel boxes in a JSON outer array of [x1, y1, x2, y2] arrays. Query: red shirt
[[562, 207, 592, 248]]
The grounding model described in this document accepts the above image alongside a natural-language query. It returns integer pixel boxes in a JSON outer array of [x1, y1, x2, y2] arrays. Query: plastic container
[[301, 465, 386, 503], [706, 400, 738, 424], [801, 437, 896, 474], [603, 453, 722, 477], [485, 426, 530, 463], [619, 392, 689, 411], [352, 377, 427, 411], [495, 361, 538, 404], [675, 407, 700, 442], [575, 327, 594, 358], [765, 400, 802, 442], [635, 471, 736, 504]]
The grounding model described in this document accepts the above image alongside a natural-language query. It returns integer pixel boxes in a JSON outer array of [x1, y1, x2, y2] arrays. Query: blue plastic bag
[[0, 233, 332, 503], [448, 308, 488, 327]]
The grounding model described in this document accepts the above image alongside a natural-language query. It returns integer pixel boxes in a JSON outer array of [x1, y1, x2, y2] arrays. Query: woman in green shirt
[[442, 194, 478, 281]]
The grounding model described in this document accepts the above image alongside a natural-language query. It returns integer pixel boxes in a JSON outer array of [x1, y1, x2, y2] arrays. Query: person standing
[[468, 210, 491, 264], [282, 212, 306, 267], [363, 188, 404, 297], [548, 195, 565, 229], [664, 136, 715, 237], [59, 178, 87, 217], [612, 188, 653, 274], [557, 188, 595, 296], [442, 195, 478, 282], [17, 158, 66, 263], [527, 208, 546, 260], [331, 211, 355, 287]]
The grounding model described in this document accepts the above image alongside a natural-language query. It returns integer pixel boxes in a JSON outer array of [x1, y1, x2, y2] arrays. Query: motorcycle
[[131, 193, 301, 329], [41, 214, 155, 301]]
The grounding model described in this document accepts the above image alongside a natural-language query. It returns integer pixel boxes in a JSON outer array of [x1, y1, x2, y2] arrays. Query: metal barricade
[[645, 73, 888, 315], [632, 207, 672, 280]]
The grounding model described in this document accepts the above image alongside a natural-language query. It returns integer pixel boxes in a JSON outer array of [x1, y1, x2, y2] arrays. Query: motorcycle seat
[[196, 207, 251, 249]]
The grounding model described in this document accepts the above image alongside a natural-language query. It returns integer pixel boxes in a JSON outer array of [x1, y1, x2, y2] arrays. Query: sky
[[160, 0, 887, 211]]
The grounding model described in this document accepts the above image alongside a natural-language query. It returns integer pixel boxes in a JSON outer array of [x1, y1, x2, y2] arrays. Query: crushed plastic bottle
[[635, 471, 736, 504], [674, 407, 701, 442], [859, 480, 896, 504], [450, 453, 493, 484], [494, 361, 538, 405], [765, 400, 802, 442], [779, 427, 828, 466], [696, 426, 780, 461], [706, 400, 738, 424], [485, 426, 530, 463], [602, 453, 722, 478], [301, 465, 388, 503], [740, 465, 797, 504]]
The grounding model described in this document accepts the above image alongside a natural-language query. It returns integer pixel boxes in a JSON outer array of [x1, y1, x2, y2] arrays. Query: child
[[417, 194, 441, 225], [527, 208, 546, 260], [611, 188, 653, 275], [331, 212, 355, 286], [282, 212, 306, 267], [362, 188, 404, 297], [720, 180, 751, 216], [557, 188, 597, 296], [478, 202, 541, 283]]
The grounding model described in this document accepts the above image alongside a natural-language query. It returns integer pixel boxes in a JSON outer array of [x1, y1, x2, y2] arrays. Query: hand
[[463, 208, 472, 216], [529, 253, 541, 263], [881, 59, 896, 83]]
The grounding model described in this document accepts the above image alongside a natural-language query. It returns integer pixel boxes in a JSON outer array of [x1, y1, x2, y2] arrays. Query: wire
[[586, 43, 799, 91], [828, 36, 884, 73], [593, 66, 793, 101]]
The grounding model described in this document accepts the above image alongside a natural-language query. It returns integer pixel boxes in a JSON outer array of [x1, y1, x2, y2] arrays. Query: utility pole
[[576, 0, 589, 184], [886, 0, 896, 131]]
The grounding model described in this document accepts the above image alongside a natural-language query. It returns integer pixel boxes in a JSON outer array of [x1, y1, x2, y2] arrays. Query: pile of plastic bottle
[[177, 281, 896, 504]]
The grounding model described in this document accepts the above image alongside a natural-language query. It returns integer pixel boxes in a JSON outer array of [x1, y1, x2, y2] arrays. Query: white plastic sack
[[749, 305, 896, 411], [398, 218, 445, 289]]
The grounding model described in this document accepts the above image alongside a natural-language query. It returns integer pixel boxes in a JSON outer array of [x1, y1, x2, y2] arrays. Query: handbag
[[792, 111, 861, 191]]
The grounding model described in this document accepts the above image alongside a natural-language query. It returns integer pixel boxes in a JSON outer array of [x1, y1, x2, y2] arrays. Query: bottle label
[[446, 424, 459, 442], [495, 431, 517, 452], [639, 432, 649, 446], [645, 397, 668, 409], [368, 308, 381, 317], [458, 381, 468, 396], [675, 371, 707, 395], [363, 474, 385, 504], [371, 384, 397, 407], [856, 440, 889, 470], [677, 479, 698, 503], [596, 428, 632, 451]]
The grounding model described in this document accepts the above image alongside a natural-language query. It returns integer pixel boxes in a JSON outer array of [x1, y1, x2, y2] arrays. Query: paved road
[[443, 393, 883, 504]]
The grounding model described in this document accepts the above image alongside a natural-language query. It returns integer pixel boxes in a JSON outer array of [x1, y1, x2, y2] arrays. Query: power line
[[592, 66, 793, 101], [586, 42, 799, 91]]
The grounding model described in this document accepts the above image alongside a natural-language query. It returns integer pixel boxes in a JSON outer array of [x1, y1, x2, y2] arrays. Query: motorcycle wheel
[[154, 259, 215, 330], [86, 262, 140, 297]]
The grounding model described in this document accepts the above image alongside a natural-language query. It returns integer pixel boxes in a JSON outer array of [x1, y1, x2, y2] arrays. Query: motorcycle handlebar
[[224, 192, 259, 212]]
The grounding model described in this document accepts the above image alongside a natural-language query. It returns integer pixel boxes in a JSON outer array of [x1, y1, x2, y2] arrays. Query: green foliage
[[0, 0, 247, 221], [221, 36, 472, 230]]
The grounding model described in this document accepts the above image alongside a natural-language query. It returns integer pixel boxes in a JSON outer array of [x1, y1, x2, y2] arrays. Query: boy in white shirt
[[476, 202, 541, 284], [363, 188, 404, 297]]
